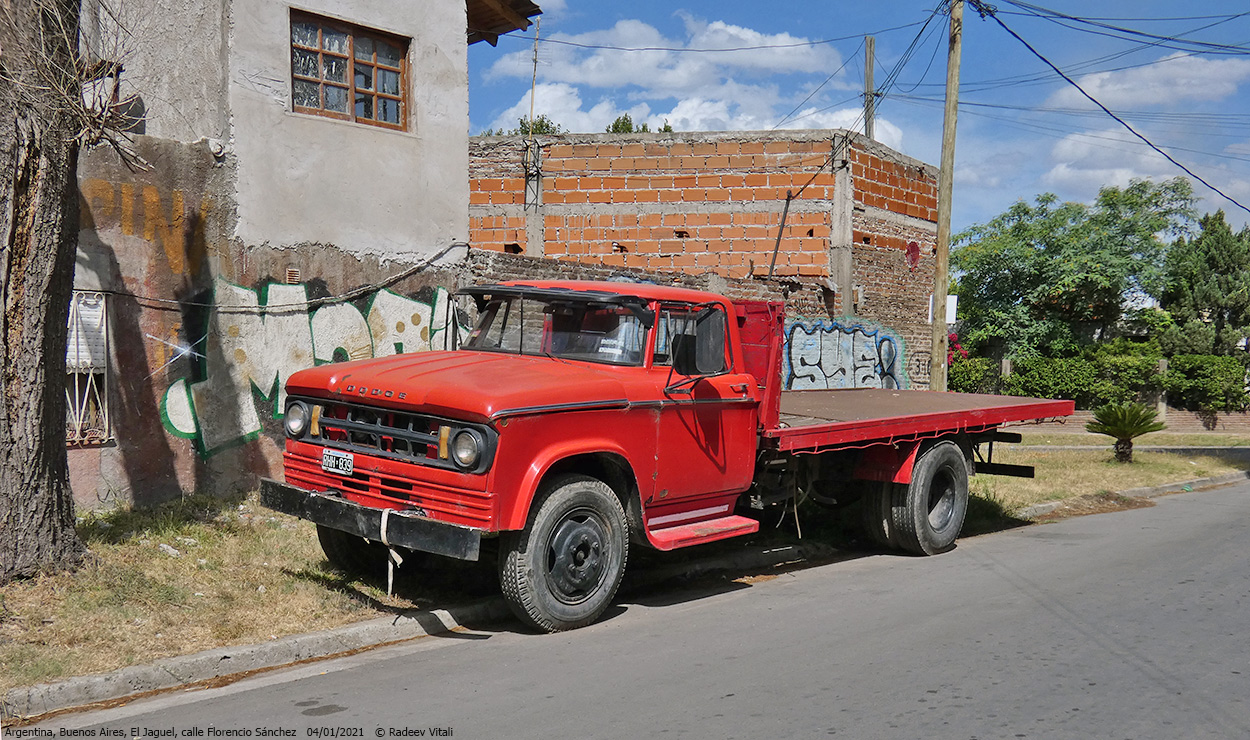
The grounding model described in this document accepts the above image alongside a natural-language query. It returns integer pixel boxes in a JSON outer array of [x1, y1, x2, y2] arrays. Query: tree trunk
[[0, 0, 88, 582], [1113, 438, 1133, 464]]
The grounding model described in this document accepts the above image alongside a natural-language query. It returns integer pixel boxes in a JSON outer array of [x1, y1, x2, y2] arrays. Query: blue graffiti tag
[[782, 320, 905, 390]]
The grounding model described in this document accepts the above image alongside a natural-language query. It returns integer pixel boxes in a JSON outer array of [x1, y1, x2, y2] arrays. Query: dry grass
[[970, 448, 1248, 512], [0, 492, 487, 694]]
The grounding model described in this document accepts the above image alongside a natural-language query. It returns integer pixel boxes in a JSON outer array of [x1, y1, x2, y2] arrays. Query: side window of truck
[[653, 305, 727, 371]]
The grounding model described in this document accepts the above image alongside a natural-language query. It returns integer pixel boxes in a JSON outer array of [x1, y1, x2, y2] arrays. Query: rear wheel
[[892, 441, 969, 555], [859, 480, 900, 549], [499, 475, 629, 632]]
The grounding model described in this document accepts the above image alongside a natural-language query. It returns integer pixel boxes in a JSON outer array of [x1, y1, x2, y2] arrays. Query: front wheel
[[317, 524, 389, 578], [499, 475, 629, 632]]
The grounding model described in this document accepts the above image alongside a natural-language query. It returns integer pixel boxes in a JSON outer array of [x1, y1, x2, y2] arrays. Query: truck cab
[[263, 281, 769, 631]]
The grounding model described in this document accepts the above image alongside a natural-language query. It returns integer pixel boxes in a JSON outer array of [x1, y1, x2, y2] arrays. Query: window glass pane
[[355, 93, 373, 120], [377, 68, 399, 96], [292, 48, 318, 78], [323, 55, 346, 83], [377, 41, 402, 67], [292, 22, 318, 47], [322, 29, 347, 54], [354, 37, 374, 61], [324, 85, 348, 113], [354, 65, 373, 91], [378, 97, 399, 123], [293, 80, 319, 108]]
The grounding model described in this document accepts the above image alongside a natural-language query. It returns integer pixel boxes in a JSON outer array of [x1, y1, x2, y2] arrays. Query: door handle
[[730, 383, 749, 394]]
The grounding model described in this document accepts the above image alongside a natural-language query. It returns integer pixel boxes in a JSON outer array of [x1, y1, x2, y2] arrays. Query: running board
[[647, 515, 760, 551]]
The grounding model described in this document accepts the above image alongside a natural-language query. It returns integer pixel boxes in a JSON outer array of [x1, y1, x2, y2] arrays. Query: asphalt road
[[32, 483, 1250, 740]]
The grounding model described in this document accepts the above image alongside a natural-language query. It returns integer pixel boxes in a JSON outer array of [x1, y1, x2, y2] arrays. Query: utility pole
[[863, 36, 875, 140], [930, 0, 963, 392]]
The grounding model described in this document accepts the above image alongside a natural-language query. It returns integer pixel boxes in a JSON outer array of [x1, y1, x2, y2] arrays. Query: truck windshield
[[464, 296, 648, 366]]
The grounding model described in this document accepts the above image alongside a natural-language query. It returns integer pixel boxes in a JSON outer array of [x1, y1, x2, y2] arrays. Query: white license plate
[[321, 448, 354, 476]]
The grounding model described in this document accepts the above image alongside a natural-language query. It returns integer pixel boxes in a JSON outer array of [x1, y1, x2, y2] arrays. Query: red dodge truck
[[261, 280, 1073, 631]]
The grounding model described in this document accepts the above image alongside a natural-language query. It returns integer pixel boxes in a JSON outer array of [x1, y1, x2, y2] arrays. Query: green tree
[[480, 114, 566, 136], [603, 114, 674, 133], [1085, 402, 1166, 463], [1159, 211, 1250, 355], [953, 178, 1196, 359], [606, 113, 649, 133]]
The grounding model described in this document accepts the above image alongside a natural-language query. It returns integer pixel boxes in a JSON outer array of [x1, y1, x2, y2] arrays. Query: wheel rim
[[927, 468, 957, 531], [544, 507, 608, 605]]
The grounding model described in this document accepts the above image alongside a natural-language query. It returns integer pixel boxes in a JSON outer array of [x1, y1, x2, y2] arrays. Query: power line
[[773, 39, 863, 129], [998, 1, 1250, 56], [889, 95, 1250, 165], [480, 20, 930, 55], [974, 2, 1250, 215]]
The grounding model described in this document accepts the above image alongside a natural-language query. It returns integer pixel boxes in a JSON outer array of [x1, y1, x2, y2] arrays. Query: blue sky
[[468, 1, 1250, 234]]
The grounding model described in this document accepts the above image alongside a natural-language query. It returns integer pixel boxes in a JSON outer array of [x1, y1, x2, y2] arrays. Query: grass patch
[[970, 448, 1247, 512], [0, 492, 471, 694], [1017, 431, 1250, 448]]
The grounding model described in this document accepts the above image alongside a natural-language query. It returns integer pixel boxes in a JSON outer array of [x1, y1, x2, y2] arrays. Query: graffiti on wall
[[160, 278, 460, 456], [783, 319, 905, 390]]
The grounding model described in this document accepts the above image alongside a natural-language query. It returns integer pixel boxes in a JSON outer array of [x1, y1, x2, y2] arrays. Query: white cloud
[[480, 15, 853, 134], [485, 85, 905, 150], [1048, 53, 1250, 110], [1041, 128, 1174, 192], [485, 83, 637, 134]]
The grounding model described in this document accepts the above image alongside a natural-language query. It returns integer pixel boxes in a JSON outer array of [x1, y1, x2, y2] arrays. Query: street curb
[[1014, 471, 1250, 520], [2, 540, 830, 723], [2, 597, 512, 723]]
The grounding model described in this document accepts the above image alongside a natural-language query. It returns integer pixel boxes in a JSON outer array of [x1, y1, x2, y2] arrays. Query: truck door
[[651, 304, 758, 501]]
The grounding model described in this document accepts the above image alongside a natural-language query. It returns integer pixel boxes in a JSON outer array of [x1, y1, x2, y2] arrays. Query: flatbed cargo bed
[[764, 389, 1074, 452]]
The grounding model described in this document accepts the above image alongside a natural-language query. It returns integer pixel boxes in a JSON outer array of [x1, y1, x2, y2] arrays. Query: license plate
[[321, 448, 354, 476]]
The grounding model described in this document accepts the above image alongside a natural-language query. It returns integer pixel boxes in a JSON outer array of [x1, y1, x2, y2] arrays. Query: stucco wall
[[82, 0, 231, 143], [228, 0, 469, 257], [73, 138, 470, 507]]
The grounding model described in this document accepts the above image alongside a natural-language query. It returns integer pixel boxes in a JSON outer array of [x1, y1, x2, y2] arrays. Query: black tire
[[499, 474, 629, 632], [891, 441, 969, 556], [859, 480, 900, 549], [317, 524, 391, 578]]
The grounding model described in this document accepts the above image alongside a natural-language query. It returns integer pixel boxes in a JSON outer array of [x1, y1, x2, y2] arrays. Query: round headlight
[[450, 429, 482, 469], [284, 401, 310, 438]]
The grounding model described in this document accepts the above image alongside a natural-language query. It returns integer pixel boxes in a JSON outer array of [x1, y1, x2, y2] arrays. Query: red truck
[[261, 280, 1073, 631]]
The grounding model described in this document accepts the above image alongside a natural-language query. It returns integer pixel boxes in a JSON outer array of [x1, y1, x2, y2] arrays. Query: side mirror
[[671, 308, 726, 376]]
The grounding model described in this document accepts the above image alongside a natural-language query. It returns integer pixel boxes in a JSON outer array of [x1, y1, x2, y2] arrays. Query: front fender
[[496, 436, 642, 531]]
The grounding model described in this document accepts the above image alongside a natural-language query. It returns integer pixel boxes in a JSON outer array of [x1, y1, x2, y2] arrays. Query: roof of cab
[[477, 279, 729, 306]]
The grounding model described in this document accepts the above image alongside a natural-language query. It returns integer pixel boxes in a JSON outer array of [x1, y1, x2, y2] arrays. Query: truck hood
[[285, 350, 633, 422]]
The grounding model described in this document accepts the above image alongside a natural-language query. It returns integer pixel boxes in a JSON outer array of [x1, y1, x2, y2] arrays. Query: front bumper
[[260, 478, 482, 561]]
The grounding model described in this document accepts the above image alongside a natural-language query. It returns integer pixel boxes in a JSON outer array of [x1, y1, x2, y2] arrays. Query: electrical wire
[[772, 39, 863, 130], [106, 244, 462, 313], [476, 19, 931, 55], [998, 1, 1250, 56], [974, 2, 1250, 215]]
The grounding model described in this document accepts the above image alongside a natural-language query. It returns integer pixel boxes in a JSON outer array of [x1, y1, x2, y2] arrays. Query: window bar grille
[[66, 290, 111, 445]]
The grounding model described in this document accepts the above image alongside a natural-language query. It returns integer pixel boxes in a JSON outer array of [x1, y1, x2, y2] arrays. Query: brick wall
[[470, 129, 942, 387]]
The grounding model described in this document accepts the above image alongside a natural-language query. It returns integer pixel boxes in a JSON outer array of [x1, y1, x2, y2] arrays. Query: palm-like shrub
[[1085, 402, 1166, 463]]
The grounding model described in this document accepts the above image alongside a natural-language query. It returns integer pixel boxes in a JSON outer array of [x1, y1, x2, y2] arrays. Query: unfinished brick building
[[469, 129, 942, 388]]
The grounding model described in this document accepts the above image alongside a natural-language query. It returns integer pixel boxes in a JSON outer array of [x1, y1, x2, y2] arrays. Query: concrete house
[[70, 0, 540, 507]]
